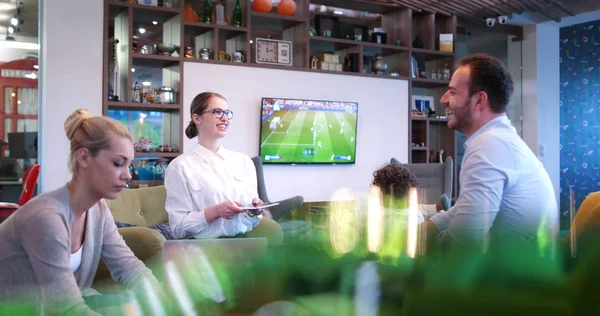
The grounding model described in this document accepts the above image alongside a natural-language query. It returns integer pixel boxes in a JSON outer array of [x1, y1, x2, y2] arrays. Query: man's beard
[[449, 100, 474, 134]]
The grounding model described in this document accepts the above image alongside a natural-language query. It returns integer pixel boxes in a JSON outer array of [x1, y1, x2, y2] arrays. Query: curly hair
[[372, 163, 418, 200]]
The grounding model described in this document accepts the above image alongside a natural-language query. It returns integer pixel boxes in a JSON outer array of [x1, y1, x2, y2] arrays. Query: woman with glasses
[[164, 92, 282, 245]]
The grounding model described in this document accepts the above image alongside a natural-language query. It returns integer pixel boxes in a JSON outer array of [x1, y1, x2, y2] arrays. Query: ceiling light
[[17, 100, 21, 104], [0, 40, 39, 50], [131, 68, 136, 72], [333, 10, 343, 15], [7, 26, 14, 34], [152, 21, 158, 25], [33, 65, 38, 69], [10, 17, 18, 26], [139, 27, 146, 34], [11, 93, 15, 97], [249, 40, 253, 44]]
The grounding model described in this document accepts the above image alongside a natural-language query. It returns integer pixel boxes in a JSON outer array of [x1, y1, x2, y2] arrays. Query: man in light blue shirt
[[425, 54, 558, 249]]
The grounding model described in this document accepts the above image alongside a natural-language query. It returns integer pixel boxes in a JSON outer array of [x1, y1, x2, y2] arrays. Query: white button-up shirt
[[429, 116, 558, 245], [164, 144, 261, 239]]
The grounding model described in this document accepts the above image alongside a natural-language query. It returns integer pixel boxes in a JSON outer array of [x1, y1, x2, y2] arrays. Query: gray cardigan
[[0, 184, 157, 315]]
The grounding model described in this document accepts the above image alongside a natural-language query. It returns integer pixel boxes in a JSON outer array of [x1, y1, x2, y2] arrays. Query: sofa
[[94, 184, 290, 285], [94, 186, 169, 284]]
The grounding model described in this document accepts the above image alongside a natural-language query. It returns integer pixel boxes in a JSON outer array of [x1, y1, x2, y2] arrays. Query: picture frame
[[412, 95, 434, 113]]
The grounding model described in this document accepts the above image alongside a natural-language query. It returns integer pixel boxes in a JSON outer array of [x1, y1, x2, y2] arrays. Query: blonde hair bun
[[64, 109, 93, 140]]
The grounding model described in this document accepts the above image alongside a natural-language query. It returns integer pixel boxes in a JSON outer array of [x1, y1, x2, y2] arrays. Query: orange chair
[[0, 164, 41, 222]]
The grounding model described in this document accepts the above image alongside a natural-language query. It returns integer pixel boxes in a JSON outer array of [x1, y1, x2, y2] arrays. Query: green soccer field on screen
[[259, 97, 358, 164]]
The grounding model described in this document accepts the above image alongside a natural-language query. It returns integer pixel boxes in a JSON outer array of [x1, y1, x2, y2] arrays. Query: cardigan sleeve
[[18, 204, 100, 315], [98, 200, 158, 289]]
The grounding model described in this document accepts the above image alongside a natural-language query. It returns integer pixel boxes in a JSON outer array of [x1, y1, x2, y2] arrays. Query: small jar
[[184, 46, 195, 58]]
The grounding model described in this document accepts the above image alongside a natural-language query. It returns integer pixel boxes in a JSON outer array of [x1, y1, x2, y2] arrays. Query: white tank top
[[70, 245, 83, 273]]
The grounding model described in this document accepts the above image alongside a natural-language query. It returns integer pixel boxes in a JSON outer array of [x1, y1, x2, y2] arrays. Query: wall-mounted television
[[259, 97, 358, 164]]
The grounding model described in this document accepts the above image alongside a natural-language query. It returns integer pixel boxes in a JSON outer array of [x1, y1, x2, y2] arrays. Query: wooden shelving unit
[[103, 0, 185, 183], [134, 152, 181, 158], [103, 0, 459, 188], [107, 101, 181, 111]]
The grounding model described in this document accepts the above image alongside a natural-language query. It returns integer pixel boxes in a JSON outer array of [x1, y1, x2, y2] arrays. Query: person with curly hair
[[372, 163, 419, 210], [371, 163, 425, 260]]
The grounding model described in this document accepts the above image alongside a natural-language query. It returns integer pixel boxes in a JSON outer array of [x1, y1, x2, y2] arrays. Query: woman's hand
[[247, 198, 265, 217], [252, 198, 264, 206], [205, 201, 245, 222]]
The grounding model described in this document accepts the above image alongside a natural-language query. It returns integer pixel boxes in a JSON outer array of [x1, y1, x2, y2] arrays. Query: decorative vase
[[277, 0, 296, 16], [202, 0, 213, 24], [412, 36, 423, 48], [232, 0, 243, 27], [184, 3, 199, 22], [371, 52, 388, 75], [252, 0, 272, 13]]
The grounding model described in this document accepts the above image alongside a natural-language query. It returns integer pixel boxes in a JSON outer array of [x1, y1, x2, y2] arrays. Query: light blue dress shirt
[[429, 116, 558, 245]]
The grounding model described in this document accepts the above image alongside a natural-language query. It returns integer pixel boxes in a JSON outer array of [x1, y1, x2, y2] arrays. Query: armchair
[[0, 164, 41, 223], [391, 157, 453, 204], [251, 156, 304, 221]]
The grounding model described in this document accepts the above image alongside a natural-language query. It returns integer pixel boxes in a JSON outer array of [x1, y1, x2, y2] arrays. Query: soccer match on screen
[[259, 97, 358, 164]]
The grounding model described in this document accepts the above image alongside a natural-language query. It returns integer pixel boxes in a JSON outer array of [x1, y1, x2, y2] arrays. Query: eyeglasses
[[202, 109, 234, 120]]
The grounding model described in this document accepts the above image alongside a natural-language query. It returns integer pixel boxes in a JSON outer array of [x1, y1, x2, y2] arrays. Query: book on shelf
[[440, 33, 453, 53]]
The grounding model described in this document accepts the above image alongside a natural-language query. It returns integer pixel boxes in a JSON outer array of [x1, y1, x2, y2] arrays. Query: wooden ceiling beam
[[426, 0, 481, 18], [496, 0, 527, 15], [545, 0, 576, 16], [353, 0, 422, 12], [512, 0, 561, 21], [426, 1, 487, 24], [389, 0, 450, 15], [449, 0, 509, 20], [454, 1, 503, 20], [478, 0, 514, 17]]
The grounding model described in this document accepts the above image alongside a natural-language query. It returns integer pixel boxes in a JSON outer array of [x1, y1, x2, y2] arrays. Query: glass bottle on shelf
[[132, 81, 142, 103], [202, 0, 213, 24], [232, 0, 243, 27], [443, 64, 450, 80]]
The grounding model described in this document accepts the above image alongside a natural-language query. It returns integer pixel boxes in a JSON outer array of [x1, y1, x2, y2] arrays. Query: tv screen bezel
[[258, 96, 359, 165]]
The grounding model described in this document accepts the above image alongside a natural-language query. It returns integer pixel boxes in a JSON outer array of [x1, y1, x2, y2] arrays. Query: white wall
[[522, 25, 538, 156], [183, 62, 408, 202], [39, 0, 103, 191], [522, 24, 560, 208], [521, 9, 600, 208]]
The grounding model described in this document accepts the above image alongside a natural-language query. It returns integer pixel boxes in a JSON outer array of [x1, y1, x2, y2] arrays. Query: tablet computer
[[240, 202, 280, 210]]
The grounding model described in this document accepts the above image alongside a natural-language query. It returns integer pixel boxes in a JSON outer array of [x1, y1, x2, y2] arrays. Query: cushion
[[107, 186, 168, 227], [115, 221, 175, 240]]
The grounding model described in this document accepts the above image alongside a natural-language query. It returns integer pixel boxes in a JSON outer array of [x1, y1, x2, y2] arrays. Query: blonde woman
[[0, 109, 160, 314]]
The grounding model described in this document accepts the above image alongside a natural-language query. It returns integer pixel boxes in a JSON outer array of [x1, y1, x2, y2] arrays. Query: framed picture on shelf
[[255, 38, 293, 66], [412, 95, 434, 115]]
